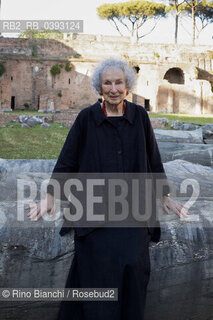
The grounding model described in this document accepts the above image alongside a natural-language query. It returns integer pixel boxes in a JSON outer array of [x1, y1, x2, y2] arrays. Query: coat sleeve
[[46, 114, 81, 199], [142, 109, 170, 197]]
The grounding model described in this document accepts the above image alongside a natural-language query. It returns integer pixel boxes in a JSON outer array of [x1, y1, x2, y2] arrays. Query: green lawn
[[5, 110, 53, 116], [0, 113, 213, 159], [0, 123, 69, 159], [149, 112, 213, 122]]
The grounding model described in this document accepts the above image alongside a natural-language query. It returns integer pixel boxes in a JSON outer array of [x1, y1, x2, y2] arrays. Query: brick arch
[[163, 67, 184, 84]]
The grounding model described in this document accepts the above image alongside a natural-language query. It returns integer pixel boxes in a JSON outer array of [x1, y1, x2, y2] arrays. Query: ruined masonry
[[0, 34, 213, 114]]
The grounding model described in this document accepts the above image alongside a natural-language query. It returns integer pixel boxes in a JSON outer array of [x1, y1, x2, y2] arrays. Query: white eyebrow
[[103, 78, 124, 81]]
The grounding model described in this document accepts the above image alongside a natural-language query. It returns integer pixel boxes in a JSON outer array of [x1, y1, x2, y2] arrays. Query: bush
[[65, 62, 72, 72], [50, 64, 62, 76]]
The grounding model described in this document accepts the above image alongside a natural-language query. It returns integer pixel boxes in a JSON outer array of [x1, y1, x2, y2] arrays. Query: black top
[[107, 116, 123, 127], [48, 99, 167, 174], [47, 99, 169, 241]]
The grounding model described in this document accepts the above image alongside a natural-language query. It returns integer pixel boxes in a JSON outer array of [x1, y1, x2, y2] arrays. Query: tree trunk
[[131, 23, 137, 43], [175, 12, 179, 44], [136, 22, 139, 42]]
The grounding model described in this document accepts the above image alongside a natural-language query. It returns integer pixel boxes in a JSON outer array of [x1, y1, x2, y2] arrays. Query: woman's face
[[101, 67, 128, 105]]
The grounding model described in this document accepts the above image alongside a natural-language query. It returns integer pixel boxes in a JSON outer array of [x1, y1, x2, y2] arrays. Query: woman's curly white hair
[[91, 58, 136, 94]]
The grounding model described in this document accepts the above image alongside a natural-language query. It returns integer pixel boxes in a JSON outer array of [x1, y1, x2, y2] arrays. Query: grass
[[5, 110, 53, 116], [0, 112, 213, 159], [0, 123, 69, 159]]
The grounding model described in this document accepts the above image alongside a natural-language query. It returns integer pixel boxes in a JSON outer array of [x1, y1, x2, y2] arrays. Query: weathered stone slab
[[204, 138, 213, 144], [181, 123, 200, 130], [0, 159, 212, 320], [157, 141, 213, 167], [171, 120, 200, 131], [170, 120, 182, 129], [19, 115, 46, 127], [154, 128, 203, 143], [202, 123, 213, 139], [150, 118, 169, 129], [0, 159, 56, 174], [145, 259, 213, 320]]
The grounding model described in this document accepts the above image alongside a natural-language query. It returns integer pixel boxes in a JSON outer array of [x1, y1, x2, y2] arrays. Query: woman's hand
[[26, 193, 55, 221], [162, 195, 189, 218]]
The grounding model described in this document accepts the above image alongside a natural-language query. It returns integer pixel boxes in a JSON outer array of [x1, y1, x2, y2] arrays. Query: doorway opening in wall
[[11, 96, 15, 109], [144, 99, 150, 111], [163, 68, 184, 84], [37, 95, 40, 110]]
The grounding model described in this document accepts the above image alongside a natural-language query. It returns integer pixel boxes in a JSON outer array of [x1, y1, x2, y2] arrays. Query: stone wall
[[0, 36, 213, 113], [0, 37, 212, 65], [156, 80, 213, 114], [0, 111, 20, 126], [0, 37, 80, 58], [0, 59, 99, 110], [0, 78, 11, 109]]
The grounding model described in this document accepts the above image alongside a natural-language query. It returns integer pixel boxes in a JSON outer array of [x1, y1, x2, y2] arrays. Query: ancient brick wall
[[0, 36, 213, 114]]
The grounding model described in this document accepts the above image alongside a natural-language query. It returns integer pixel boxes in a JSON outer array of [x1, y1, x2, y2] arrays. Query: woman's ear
[[99, 92, 103, 96], [126, 90, 129, 96]]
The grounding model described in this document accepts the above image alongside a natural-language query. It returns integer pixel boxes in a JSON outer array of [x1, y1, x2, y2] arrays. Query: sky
[[0, 0, 213, 45]]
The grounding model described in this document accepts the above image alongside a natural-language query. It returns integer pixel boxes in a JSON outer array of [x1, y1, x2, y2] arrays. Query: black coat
[[51, 100, 168, 320], [58, 227, 152, 320], [48, 99, 168, 242]]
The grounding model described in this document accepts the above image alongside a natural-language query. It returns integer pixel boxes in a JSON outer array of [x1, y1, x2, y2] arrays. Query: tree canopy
[[179, 0, 213, 44], [184, 0, 213, 38], [97, 1, 167, 41]]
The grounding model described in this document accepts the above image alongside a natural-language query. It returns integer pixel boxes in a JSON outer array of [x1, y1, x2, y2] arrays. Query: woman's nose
[[110, 83, 117, 92]]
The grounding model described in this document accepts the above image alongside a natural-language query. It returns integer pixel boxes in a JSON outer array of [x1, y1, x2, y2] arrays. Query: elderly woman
[[27, 58, 188, 320]]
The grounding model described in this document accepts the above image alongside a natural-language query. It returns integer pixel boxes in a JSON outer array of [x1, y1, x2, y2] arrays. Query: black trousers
[[57, 227, 151, 320]]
